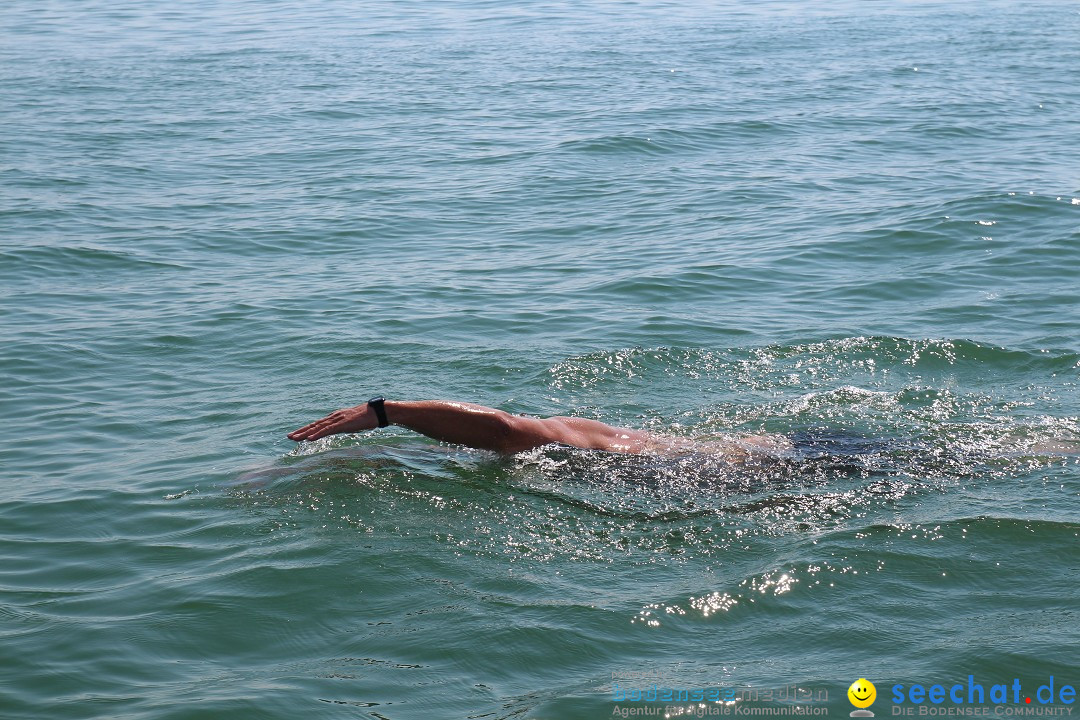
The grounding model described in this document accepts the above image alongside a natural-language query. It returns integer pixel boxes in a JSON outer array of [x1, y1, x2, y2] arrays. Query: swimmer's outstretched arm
[[287, 399, 656, 454]]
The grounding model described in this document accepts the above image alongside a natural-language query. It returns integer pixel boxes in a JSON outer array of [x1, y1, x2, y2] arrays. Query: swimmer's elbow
[[493, 414, 627, 454], [498, 414, 563, 454]]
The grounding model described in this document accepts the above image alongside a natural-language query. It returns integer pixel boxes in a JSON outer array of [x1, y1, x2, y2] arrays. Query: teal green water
[[2, 1, 1078, 718]]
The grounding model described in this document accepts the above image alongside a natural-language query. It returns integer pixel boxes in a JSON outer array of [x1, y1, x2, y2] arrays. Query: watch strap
[[368, 396, 389, 428]]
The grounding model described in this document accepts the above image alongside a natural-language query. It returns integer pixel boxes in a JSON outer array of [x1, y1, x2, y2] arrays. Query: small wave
[[555, 134, 674, 156], [0, 245, 188, 281], [546, 339, 1080, 401], [754, 336, 1080, 376]]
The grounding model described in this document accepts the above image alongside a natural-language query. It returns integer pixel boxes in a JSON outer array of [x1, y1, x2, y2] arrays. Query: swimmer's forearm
[[288, 399, 547, 453], [384, 400, 531, 453]]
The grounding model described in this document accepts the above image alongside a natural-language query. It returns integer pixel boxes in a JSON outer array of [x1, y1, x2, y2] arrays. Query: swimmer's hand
[[287, 404, 377, 442]]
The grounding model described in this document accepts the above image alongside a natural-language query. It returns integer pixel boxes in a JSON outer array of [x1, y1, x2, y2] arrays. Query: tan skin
[[288, 399, 789, 459]]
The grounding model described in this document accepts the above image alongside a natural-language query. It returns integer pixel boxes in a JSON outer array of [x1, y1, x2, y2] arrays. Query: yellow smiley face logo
[[848, 679, 876, 708]]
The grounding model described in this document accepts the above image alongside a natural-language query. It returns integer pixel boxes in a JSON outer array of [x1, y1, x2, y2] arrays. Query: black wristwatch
[[368, 396, 389, 427]]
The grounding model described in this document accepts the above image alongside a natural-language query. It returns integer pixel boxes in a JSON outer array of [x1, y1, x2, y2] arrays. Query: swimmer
[[288, 397, 789, 461]]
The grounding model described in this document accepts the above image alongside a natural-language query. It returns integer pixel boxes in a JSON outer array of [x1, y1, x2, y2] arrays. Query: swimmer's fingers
[[287, 404, 376, 441], [287, 415, 338, 441], [288, 412, 349, 441]]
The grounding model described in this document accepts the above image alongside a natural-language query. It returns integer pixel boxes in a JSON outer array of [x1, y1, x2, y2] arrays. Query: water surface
[[1, 1, 1078, 718]]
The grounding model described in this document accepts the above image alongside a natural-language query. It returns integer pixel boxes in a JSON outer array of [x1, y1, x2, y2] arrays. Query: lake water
[[1, 1, 1078, 718]]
